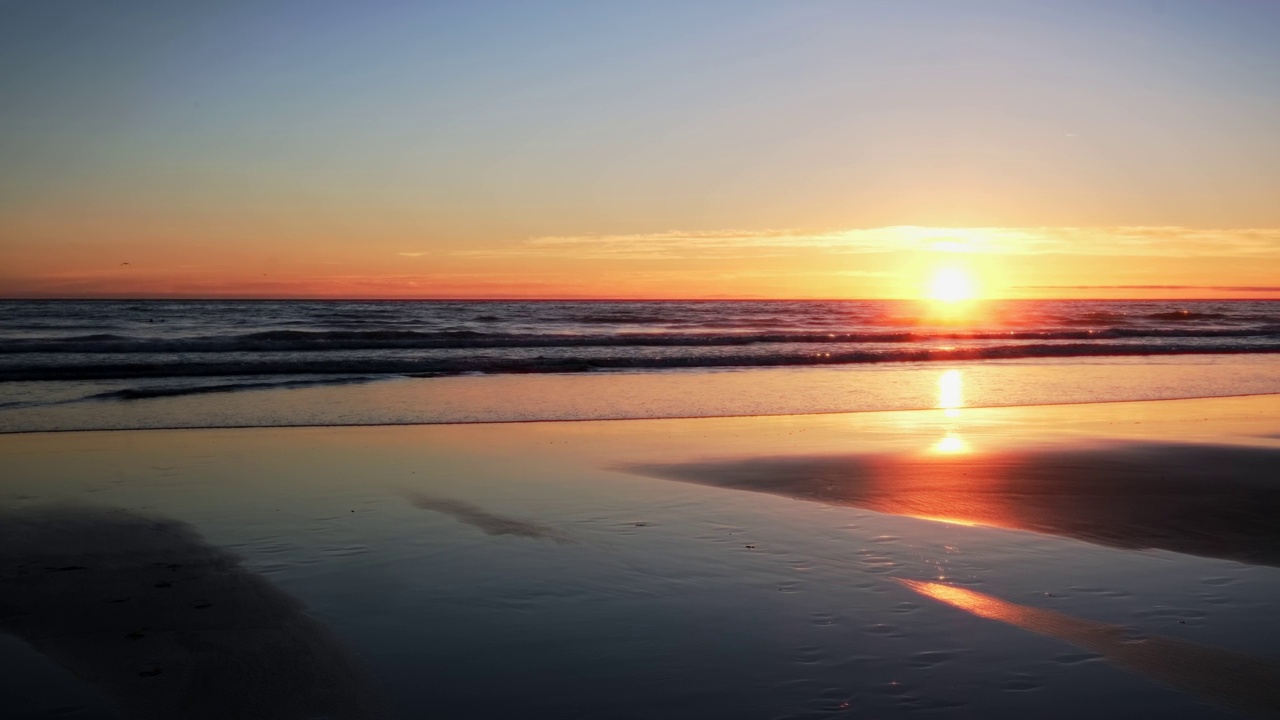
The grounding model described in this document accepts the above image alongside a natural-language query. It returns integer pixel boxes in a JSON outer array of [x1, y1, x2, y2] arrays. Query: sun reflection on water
[[930, 369, 970, 454], [938, 369, 963, 418]]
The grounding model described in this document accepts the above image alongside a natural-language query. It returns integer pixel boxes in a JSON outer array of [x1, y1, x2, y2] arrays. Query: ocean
[[3, 299, 1280, 432]]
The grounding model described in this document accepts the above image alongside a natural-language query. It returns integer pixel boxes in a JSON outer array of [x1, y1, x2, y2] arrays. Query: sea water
[[2, 299, 1279, 432]]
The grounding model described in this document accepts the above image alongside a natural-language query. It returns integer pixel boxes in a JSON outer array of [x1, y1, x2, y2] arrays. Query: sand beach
[[2, 391, 1278, 718]]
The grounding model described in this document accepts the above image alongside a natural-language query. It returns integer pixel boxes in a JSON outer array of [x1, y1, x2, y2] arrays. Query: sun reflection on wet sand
[[903, 514, 981, 527], [930, 434, 970, 455], [899, 579, 1280, 717], [625, 441, 1280, 568]]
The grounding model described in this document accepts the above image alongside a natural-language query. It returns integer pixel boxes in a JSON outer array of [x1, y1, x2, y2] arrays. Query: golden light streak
[[904, 514, 982, 527], [897, 579, 1280, 717]]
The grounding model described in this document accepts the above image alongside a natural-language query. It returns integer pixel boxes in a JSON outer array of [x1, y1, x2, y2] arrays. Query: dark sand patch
[[0, 506, 389, 719], [900, 579, 1280, 718], [405, 493, 572, 543], [621, 442, 1280, 566]]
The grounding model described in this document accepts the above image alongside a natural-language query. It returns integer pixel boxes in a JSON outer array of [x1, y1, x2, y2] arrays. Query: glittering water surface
[[3, 299, 1280, 433]]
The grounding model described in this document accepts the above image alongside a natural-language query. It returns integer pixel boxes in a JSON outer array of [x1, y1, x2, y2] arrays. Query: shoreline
[[4, 387, 1280, 436], [5, 354, 1280, 434]]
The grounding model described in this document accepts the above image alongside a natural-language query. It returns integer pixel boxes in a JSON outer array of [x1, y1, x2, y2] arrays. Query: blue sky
[[3, 1, 1279, 297]]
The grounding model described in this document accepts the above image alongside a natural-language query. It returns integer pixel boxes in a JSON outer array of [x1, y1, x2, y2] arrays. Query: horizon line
[[2, 295, 1279, 302]]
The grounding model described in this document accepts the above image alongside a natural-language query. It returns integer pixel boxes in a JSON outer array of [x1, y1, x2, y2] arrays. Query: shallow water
[[5, 355, 1280, 433], [2, 395, 1278, 718]]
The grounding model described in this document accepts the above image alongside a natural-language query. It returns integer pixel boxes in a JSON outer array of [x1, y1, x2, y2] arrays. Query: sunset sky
[[2, 0, 1279, 299]]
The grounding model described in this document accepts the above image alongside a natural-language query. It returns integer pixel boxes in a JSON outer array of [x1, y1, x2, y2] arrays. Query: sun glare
[[926, 267, 976, 303]]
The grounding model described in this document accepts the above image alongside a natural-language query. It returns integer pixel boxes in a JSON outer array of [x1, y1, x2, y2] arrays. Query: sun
[[926, 267, 977, 303]]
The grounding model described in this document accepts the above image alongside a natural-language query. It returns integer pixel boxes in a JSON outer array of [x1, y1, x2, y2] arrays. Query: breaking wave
[[2, 326, 1278, 355], [4, 342, 1279, 381]]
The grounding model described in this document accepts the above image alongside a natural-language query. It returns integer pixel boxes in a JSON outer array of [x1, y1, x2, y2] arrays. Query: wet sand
[[897, 579, 1280, 717], [623, 443, 1280, 567], [0, 507, 388, 719], [1, 393, 1279, 718]]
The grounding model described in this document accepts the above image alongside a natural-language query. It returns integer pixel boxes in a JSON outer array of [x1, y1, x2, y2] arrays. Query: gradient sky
[[2, 0, 1279, 299]]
